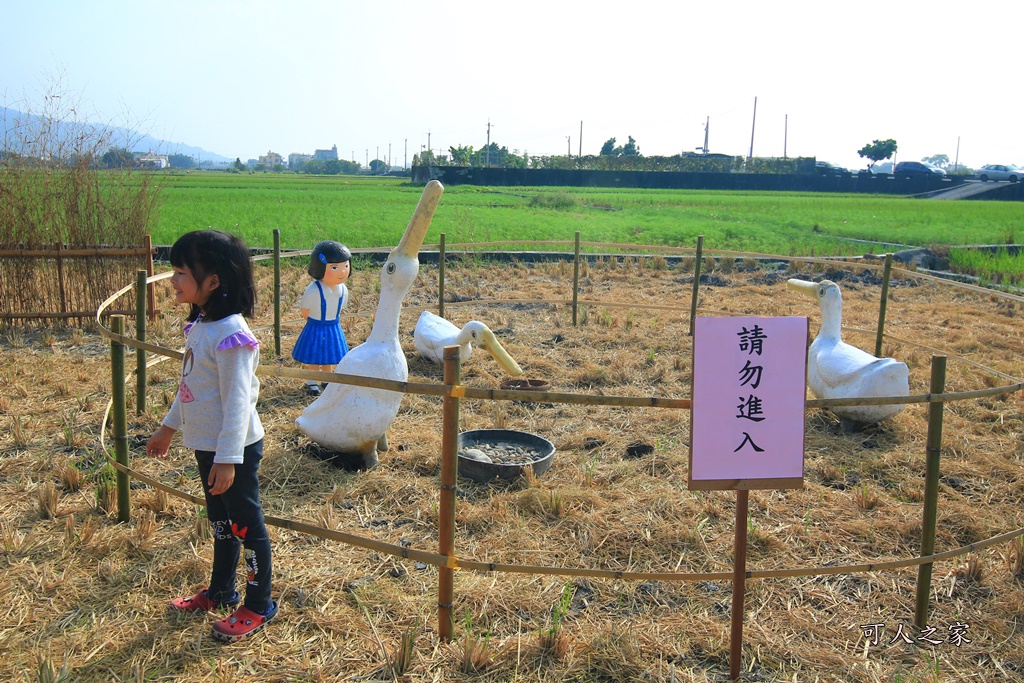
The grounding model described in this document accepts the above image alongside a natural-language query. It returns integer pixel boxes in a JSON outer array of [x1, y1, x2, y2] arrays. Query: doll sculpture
[[292, 241, 352, 396]]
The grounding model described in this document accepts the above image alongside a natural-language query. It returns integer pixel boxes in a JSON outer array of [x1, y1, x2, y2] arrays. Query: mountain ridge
[[0, 106, 232, 164]]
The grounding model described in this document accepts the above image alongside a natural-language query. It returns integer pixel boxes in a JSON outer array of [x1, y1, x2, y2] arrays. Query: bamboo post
[[110, 315, 131, 523], [135, 270, 147, 415], [144, 234, 156, 322], [438, 232, 446, 318], [438, 344, 461, 641], [915, 355, 947, 629], [55, 241, 68, 316], [572, 230, 581, 326], [729, 488, 750, 680], [874, 253, 894, 357], [688, 235, 704, 336], [273, 229, 281, 357]]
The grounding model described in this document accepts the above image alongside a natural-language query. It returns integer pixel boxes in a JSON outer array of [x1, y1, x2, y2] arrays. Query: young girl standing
[[146, 230, 277, 642], [291, 240, 351, 396]]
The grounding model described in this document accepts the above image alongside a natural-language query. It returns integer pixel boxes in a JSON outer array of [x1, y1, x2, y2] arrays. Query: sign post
[[689, 316, 808, 679]]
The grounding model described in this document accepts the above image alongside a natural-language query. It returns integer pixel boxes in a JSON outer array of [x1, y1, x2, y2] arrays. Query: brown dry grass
[[3, 255, 1024, 682]]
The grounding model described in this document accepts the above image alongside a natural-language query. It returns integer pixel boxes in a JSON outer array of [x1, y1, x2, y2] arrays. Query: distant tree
[[303, 158, 325, 174], [503, 150, 527, 169], [101, 146, 134, 169], [449, 145, 473, 166], [272, 163, 285, 173], [922, 154, 949, 169], [599, 136, 641, 157], [167, 153, 196, 169], [233, 157, 246, 172], [857, 139, 898, 170], [471, 142, 512, 167], [369, 159, 387, 174]]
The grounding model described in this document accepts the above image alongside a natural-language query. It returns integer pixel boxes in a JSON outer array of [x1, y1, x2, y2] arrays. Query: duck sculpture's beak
[[787, 278, 819, 299], [395, 180, 444, 258], [477, 328, 524, 376]]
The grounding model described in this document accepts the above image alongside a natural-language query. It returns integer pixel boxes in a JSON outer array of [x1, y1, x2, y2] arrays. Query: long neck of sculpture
[[820, 298, 843, 340], [367, 295, 404, 345]]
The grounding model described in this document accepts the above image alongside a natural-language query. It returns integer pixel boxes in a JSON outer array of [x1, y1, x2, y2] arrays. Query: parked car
[[815, 161, 848, 175], [893, 161, 946, 178], [977, 164, 1021, 182]]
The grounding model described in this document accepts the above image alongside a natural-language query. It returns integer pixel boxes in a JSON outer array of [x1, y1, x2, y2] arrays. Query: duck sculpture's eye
[[386, 262, 396, 275], [819, 286, 826, 296], [470, 331, 478, 339]]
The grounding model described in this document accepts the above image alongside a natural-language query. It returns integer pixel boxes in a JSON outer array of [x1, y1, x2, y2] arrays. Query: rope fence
[[95, 234, 1024, 651]]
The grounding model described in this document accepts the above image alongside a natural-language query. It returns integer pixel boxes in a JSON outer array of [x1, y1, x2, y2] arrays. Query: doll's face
[[170, 264, 219, 307], [321, 261, 350, 286]]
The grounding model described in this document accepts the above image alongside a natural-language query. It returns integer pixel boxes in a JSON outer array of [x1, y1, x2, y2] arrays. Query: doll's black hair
[[169, 230, 256, 322], [307, 240, 352, 280]]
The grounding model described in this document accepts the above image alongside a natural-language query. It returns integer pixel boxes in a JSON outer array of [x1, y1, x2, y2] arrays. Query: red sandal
[[170, 589, 240, 613], [211, 602, 278, 642]]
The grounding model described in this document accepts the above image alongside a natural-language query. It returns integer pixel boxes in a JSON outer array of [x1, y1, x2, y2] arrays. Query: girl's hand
[[208, 463, 236, 495], [146, 425, 175, 458]]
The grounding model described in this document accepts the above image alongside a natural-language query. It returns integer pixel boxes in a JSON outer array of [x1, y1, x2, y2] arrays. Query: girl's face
[[321, 260, 350, 286], [170, 264, 220, 307]]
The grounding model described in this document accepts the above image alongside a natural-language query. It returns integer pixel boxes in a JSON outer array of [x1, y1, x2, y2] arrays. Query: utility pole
[[365, 149, 368, 168], [388, 143, 392, 172], [954, 136, 960, 172], [566, 135, 571, 157], [404, 138, 407, 171], [579, 120, 583, 157], [486, 119, 492, 167], [748, 96, 757, 161], [784, 114, 788, 159]]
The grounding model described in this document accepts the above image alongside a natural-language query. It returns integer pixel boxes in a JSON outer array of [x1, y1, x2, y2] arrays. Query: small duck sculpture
[[413, 310, 524, 376], [296, 181, 444, 467], [787, 278, 909, 431]]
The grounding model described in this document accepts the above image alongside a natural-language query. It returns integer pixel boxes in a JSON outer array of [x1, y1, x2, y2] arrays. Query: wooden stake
[[144, 234, 156, 322], [55, 241, 68, 316], [729, 488, 749, 680], [439, 232, 446, 318], [572, 230, 581, 326], [135, 270, 147, 415], [916, 355, 947, 628], [689, 235, 704, 336], [439, 344, 461, 641], [110, 315, 131, 523], [273, 229, 282, 357], [875, 253, 894, 357]]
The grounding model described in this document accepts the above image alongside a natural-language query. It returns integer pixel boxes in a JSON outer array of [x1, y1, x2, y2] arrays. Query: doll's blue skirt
[[292, 317, 349, 366]]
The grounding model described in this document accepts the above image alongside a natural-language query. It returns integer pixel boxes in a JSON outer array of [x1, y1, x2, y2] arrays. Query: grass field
[[150, 171, 1024, 253]]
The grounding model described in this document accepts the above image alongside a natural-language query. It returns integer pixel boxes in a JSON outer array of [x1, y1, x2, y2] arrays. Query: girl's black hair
[[308, 240, 352, 280], [169, 230, 257, 322]]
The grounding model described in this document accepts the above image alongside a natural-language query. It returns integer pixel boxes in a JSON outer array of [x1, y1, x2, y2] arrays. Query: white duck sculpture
[[787, 278, 909, 431], [413, 310, 524, 375], [296, 180, 444, 468]]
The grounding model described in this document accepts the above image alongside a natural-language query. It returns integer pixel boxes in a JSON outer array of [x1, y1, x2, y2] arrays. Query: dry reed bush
[[4, 259, 1024, 680]]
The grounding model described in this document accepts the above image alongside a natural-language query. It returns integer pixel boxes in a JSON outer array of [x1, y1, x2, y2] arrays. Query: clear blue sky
[[4, 1, 1021, 170]]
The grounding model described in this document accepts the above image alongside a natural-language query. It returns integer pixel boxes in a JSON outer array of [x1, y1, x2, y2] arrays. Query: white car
[[977, 164, 1022, 182]]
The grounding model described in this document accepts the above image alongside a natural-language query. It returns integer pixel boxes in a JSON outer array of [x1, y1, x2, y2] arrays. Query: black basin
[[457, 429, 556, 483]]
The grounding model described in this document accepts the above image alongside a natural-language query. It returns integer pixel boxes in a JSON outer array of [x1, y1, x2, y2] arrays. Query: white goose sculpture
[[296, 181, 444, 467], [788, 278, 909, 431], [413, 310, 524, 375]]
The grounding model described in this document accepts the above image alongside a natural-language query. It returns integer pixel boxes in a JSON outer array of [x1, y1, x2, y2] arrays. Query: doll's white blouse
[[299, 281, 348, 320]]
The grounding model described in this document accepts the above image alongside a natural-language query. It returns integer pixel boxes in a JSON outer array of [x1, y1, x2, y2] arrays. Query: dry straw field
[[3, 252, 1024, 682]]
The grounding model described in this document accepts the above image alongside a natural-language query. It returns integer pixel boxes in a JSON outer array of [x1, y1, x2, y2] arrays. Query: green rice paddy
[[150, 172, 1024, 284]]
